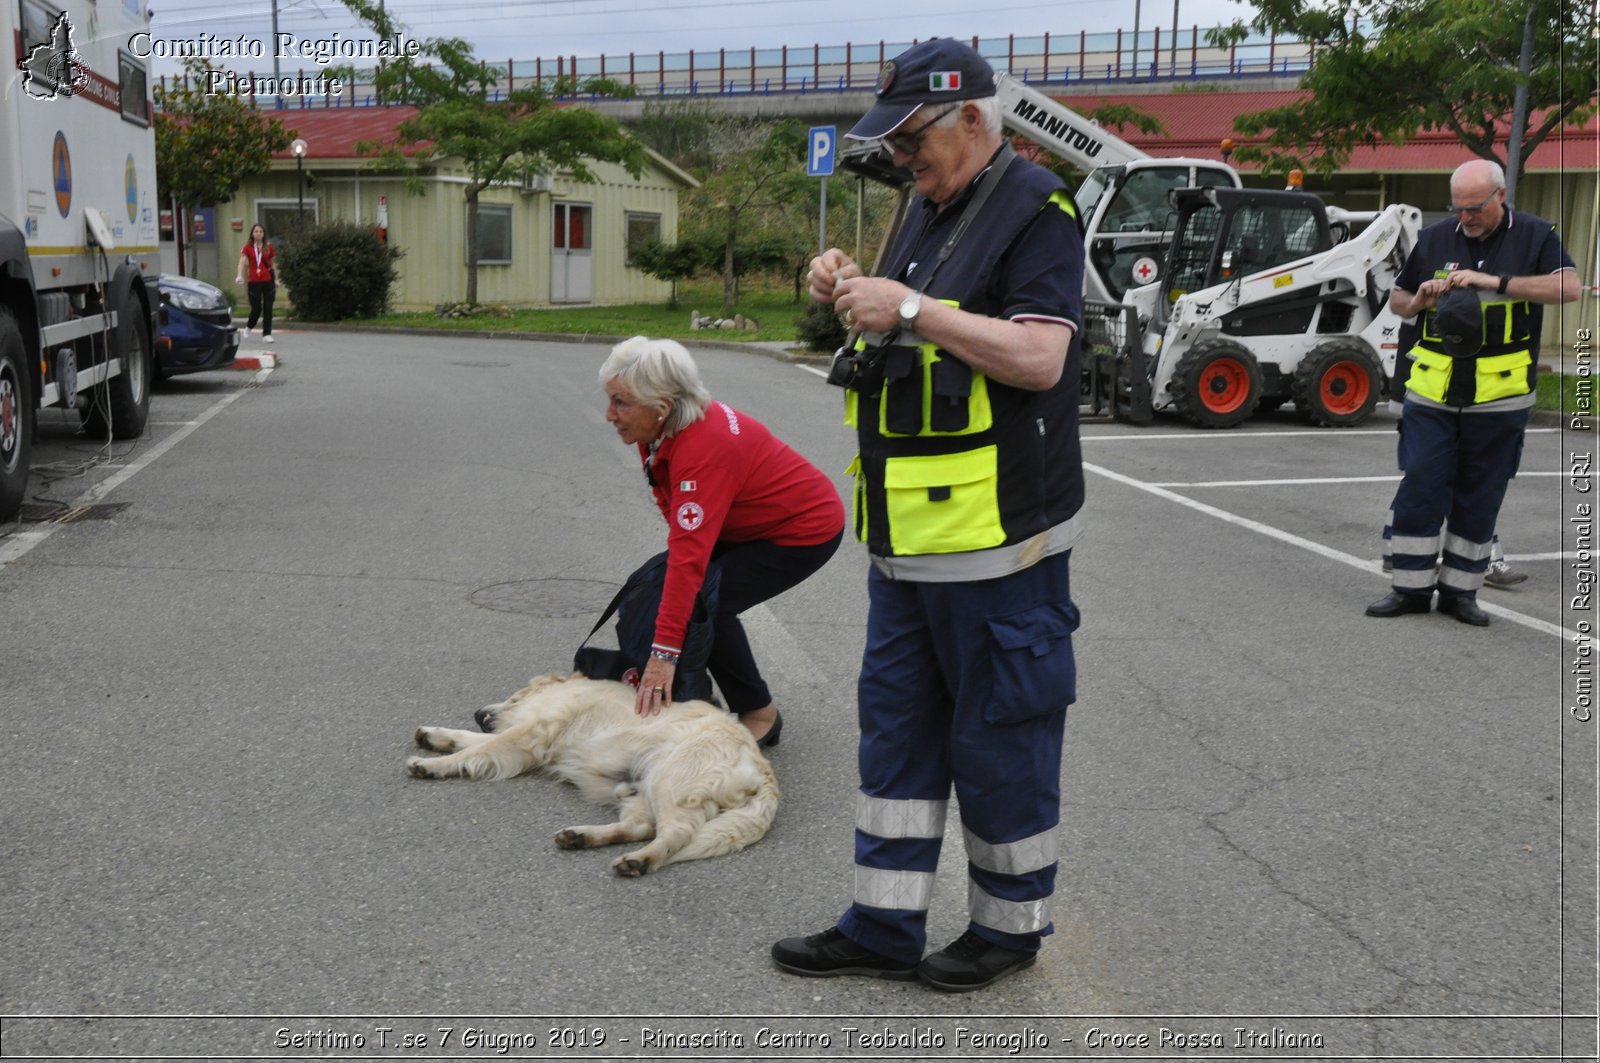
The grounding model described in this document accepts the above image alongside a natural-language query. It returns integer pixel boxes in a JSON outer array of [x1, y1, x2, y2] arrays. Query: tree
[[681, 120, 812, 313], [153, 58, 294, 274], [340, 0, 646, 305], [631, 238, 707, 308], [1208, 0, 1598, 186]]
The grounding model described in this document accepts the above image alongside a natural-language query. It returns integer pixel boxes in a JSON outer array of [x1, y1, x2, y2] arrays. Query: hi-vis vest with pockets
[[1403, 210, 1565, 408], [846, 161, 1084, 560], [1406, 292, 1537, 406]]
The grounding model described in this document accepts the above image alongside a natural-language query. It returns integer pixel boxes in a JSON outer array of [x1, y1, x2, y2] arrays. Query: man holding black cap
[[770, 38, 1085, 992], [1368, 158, 1578, 625]]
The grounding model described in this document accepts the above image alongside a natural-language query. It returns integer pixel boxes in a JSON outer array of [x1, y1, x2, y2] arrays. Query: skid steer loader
[[1084, 185, 1422, 427]]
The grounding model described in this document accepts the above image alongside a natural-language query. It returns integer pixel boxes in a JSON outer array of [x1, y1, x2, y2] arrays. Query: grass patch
[[358, 279, 811, 345], [1537, 368, 1593, 416]]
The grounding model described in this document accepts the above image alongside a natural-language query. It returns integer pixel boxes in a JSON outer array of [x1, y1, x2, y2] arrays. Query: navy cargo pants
[[1388, 400, 1529, 598], [837, 549, 1078, 964]]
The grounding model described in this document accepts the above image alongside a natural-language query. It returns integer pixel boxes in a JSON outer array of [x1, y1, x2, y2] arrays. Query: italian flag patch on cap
[[929, 71, 962, 91]]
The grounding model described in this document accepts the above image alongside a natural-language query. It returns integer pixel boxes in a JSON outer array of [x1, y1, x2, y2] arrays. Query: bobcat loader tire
[[1293, 341, 1382, 427], [1171, 339, 1262, 429]]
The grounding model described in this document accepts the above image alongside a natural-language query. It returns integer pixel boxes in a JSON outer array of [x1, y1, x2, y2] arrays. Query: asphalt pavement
[[1, 329, 1594, 1061]]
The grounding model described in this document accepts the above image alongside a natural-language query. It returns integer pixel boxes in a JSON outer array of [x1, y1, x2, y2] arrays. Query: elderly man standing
[[770, 38, 1086, 992], [1368, 159, 1578, 625]]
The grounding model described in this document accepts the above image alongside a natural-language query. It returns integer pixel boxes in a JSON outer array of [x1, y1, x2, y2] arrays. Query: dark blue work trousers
[[1388, 401, 1529, 597], [837, 550, 1078, 964]]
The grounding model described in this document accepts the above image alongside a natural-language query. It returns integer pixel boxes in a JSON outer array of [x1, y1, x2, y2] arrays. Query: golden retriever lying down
[[408, 672, 779, 876]]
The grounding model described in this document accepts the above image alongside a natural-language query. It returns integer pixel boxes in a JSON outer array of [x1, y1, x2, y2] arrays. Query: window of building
[[256, 199, 320, 239], [472, 203, 513, 265], [625, 211, 661, 266]]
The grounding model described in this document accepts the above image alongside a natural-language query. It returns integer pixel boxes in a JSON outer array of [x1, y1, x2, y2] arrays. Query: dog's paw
[[414, 727, 458, 753], [555, 829, 589, 850], [405, 757, 435, 779], [612, 854, 652, 877]]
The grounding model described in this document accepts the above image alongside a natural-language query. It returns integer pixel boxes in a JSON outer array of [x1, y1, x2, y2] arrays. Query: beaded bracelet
[[649, 648, 680, 665]]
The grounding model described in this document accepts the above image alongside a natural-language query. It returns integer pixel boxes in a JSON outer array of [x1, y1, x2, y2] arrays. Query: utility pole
[[1504, 1, 1536, 204], [1171, 0, 1180, 76], [270, 0, 282, 108], [1132, 0, 1142, 79]]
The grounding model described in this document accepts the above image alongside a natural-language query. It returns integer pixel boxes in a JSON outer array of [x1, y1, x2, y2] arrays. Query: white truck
[[2, 0, 159, 522], [842, 73, 1418, 428]]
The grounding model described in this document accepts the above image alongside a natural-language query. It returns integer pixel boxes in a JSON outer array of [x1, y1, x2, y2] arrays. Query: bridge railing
[[157, 26, 1317, 110]]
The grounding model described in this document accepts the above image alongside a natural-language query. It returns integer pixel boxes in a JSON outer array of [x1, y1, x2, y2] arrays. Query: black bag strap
[[577, 553, 666, 649], [577, 580, 635, 650]]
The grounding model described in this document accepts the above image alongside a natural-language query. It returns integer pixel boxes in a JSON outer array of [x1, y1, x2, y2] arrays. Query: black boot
[[1365, 590, 1431, 617], [1437, 593, 1490, 626]]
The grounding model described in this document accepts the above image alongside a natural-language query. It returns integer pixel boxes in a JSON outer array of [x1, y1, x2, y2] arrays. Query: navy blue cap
[[846, 38, 997, 141], [1433, 287, 1483, 357]]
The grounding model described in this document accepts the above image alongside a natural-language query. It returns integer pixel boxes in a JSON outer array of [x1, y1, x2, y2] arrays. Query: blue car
[[156, 275, 238, 379]]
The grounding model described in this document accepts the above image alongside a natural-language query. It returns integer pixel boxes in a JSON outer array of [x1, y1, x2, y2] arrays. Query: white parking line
[[0, 366, 273, 568], [1149, 470, 1568, 488], [1085, 461, 1574, 641], [797, 363, 829, 379]]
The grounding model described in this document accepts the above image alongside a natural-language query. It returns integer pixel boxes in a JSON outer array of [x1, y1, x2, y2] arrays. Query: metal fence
[[156, 26, 1318, 110]]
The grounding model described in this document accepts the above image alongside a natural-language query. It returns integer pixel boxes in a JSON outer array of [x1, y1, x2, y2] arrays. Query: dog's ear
[[522, 673, 568, 694]]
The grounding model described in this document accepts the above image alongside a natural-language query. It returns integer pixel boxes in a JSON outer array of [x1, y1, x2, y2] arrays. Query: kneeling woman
[[600, 337, 844, 746]]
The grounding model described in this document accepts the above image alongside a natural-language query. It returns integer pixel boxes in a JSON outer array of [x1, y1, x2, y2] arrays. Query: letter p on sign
[[808, 126, 836, 177]]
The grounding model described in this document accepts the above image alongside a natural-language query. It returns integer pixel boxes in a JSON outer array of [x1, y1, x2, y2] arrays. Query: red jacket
[[640, 401, 843, 653], [240, 242, 276, 283]]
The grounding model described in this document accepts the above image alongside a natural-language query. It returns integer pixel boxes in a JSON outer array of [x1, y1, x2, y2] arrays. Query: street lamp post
[[290, 138, 308, 224]]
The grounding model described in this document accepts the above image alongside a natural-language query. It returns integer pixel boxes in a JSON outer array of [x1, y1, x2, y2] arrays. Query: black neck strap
[[912, 141, 1016, 296]]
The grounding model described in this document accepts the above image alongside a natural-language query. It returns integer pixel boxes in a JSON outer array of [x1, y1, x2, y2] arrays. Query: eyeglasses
[[882, 104, 961, 155], [1447, 190, 1502, 215]]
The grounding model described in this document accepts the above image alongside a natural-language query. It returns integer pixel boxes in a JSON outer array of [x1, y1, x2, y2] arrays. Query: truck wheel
[[0, 308, 34, 523], [1172, 340, 1262, 428], [83, 289, 152, 440], [1293, 341, 1382, 427]]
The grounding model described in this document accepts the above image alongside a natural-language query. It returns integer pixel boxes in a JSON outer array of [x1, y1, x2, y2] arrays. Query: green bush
[[275, 221, 402, 321], [794, 300, 847, 352]]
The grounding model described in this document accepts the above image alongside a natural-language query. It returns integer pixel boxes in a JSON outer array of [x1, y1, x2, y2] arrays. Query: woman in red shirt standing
[[233, 224, 277, 341], [600, 336, 845, 747]]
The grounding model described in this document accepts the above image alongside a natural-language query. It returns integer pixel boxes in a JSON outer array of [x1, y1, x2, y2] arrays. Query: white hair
[[598, 336, 711, 436], [929, 96, 1003, 136]]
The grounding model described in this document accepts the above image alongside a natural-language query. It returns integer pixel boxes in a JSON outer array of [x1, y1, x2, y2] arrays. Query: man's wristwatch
[[1497, 273, 1511, 294], [899, 291, 923, 334]]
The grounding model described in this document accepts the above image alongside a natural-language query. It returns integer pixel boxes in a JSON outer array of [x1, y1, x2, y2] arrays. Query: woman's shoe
[[753, 710, 783, 749]]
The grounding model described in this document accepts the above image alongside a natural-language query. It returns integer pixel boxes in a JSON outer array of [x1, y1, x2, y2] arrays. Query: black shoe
[[1366, 590, 1431, 618], [1438, 593, 1490, 626], [771, 927, 918, 981], [754, 710, 783, 749], [917, 930, 1037, 992]]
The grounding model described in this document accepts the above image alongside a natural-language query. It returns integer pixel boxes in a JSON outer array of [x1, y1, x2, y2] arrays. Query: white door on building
[[551, 202, 593, 303]]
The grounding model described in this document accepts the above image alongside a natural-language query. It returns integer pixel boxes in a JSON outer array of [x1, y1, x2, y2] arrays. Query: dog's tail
[[671, 763, 781, 864]]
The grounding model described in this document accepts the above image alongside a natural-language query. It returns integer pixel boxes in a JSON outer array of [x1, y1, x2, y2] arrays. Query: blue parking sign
[[807, 126, 836, 177]]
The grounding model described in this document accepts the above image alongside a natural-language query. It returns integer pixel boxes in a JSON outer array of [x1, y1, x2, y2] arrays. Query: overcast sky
[[140, 0, 1262, 81]]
